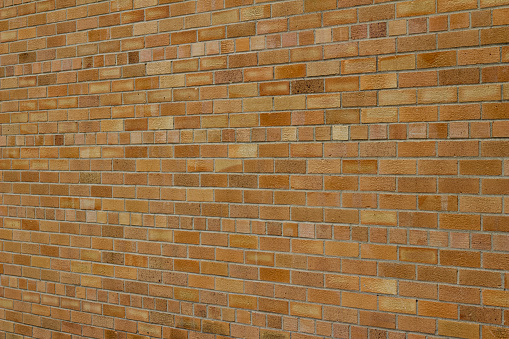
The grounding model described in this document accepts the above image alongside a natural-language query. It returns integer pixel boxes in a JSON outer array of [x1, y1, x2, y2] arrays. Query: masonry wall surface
[[0, 0, 508, 338]]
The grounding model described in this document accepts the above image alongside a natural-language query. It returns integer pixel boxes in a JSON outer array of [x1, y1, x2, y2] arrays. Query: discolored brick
[[291, 79, 324, 94]]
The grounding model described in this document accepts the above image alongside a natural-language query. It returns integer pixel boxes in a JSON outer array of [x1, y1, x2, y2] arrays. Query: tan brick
[[397, 0, 435, 17]]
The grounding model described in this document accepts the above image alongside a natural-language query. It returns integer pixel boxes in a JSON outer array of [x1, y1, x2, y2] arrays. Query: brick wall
[[0, 0, 508, 338]]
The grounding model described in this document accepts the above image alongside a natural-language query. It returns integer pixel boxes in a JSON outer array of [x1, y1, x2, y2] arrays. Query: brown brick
[[439, 68, 479, 85], [275, 64, 306, 79], [438, 320, 479, 339], [304, 0, 336, 12], [227, 22, 256, 38], [359, 4, 395, 22], [481, 27, 509, 45]]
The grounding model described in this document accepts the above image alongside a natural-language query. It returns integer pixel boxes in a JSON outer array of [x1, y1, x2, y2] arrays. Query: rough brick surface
[[0, 0, 508, 338]]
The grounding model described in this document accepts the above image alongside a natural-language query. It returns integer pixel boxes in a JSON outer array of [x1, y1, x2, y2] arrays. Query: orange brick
[[342, 292, 377, 310], [359, 310, 396, 329], [275, 64, 306, 79], [361, 244, 397, 260], [438, 320, 479, 339], [379, 54, 416, 71], [481, 27, 509, 45], [400, 247, 437, 264], [438, 30, 479, 49], [459, 47, 500, 65], [3, 1, 509, 337], [304, 0, 336, 12], [483, 290, 509, 308], [419, 300, 457, 319], [440, 250, 481, 268]]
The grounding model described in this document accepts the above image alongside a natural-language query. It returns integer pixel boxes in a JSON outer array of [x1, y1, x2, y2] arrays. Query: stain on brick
[[19, 52, 36, 64], [215, 69, 243, 84], [38, 74, 57, 86], [370, 22, 387, 38], [80, 172, 101, 184], [102, 252, 124, 265], [291, 79, 324, 94], [260, 329, 290, 339], [128, 51, 139, 64]]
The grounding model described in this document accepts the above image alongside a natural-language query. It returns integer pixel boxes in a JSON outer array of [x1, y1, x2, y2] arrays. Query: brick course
[[0, 0, 508, 338]]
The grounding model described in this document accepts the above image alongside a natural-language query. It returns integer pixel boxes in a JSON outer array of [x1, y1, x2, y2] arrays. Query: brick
[[439, 68, 479, 85], [418, 87, 457, 104], [275, 64, 306, 79], [398, 315, 436, 334], [483, 65, 509, 83], [460, 196, 502, 213], [482, 326, 509, 339], [440, 214, 481, 230], [227, 22, 256, 38], [379, 54, 416, 71], [438, 140, 479, 157], [359, 38, 396, 56], [481, 0, 509, 7], [483, 290, 509, 308], [304, 0, 336, 12], [418, 265, 457, 284], [398, 34, 437, 53], [397, 0, 435, 17], [441, 104, 481, 121], [460, 160, 502, 176], [308, 60, 340, 77], [260, 82, 290, 96], [3, 1, 509, 337], [342, 291, 377, 310], [360, 74, 397, 90], [379, 296, 416, 314], [481, 140, 509, 157], [438, 320, 479, 339], [400, 247, 437, 264], [417, 51, 457, 69], [361, 277, 397, 295], [459, 84, 501, 102], [358, 4, 395, 22], [484, 253, 509, 271], [440, 250, 481, 268], [290, 301, 322, 318], [459, 47, 500, 65], [481, 27, 509, 45], [438, 0, 477, 12], [361, 244, 397, 260], [307, 94, 340, 109], [341, 58, 376, 74], [438, 30, 479, 49], [379, 89, 416, 106], [359, 311, 396, 329], [419, 300, 457, 319], [290, 13, 321, 31], [241, 5, 270, 21]]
